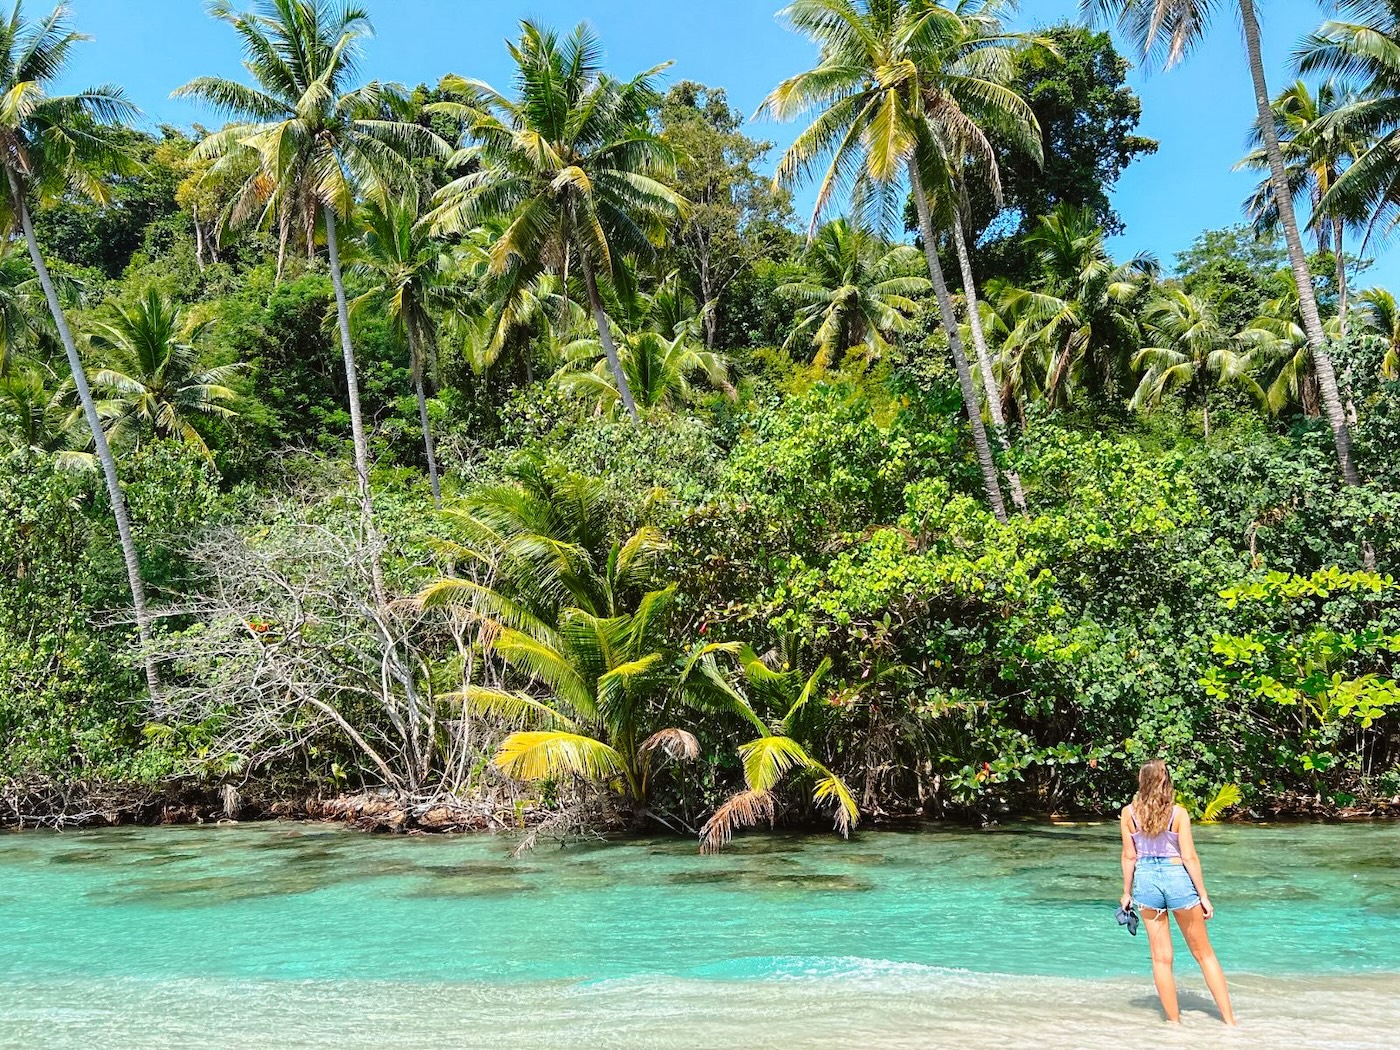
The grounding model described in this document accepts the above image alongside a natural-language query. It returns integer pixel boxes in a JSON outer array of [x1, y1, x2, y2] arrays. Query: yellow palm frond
[[493, 731, 626, 783], [812, 764, 859, 835], [445, 687, 575, 729], [739, 734, 812, 793], [1202, 783, 1242, 823]]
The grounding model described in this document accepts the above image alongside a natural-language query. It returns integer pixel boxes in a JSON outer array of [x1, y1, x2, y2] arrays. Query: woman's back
[[1126, 803, 1183, 859]]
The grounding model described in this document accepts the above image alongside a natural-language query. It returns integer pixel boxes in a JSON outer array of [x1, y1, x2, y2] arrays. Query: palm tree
[[349, 185, 458, 506], [779, 218, 930, 368], [0, 365, 91, 469], [419, 463, 700, 817], [0, 237, 49, 376], [554, 330, 732, 413], [1238, 285, 1346, 416], [936, 3, 1050, 514], [950, 182, 1028, 511], [685, 641, 858, 853], [994, 204, 1156, 409], [458, 584, 698, 813], [762, 0, 1042, 523], [1357, 286, 1400, 379], [176, 0, 449, 603], [1237, 79, 1367, 334], [1085, 0, 1361, 488], [87, 289, 243, 459], [0, 2, 159, 696], [427, 22, 687, 423], [1299, 4, 1400, 244], [1130, 288, 1263, 436]]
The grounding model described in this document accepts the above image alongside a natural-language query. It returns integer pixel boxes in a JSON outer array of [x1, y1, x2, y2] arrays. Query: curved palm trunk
[[407, 326, 442, 507], [10, 172, 161, 701], [909, 164, 1008, 523], [950, 216, 1027, 514], [1239, 0, 1359, 488], [580, 255, 641, 422], [324, 205, 388, 605]]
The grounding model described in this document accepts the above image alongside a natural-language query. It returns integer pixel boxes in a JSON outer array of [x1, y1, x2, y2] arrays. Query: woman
[[1119, 760, 1237, 1025]]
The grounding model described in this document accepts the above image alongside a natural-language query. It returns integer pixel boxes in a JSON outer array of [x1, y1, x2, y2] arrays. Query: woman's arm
[[1119, 809, 1137, 908], [1176, 810, 1214, 919]]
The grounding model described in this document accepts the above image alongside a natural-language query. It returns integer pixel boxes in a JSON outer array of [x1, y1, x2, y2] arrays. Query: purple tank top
[[1128, 804, 1182, 858]]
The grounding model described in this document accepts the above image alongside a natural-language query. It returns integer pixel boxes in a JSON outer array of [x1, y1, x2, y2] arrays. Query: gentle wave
[[3, 970, 1398, 1049]]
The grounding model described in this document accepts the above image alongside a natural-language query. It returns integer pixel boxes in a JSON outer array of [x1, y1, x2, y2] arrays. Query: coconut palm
[[439, 223, 566, 386], [554, 330, 732, 413], [1237, 79, 1367, 333], [87, 289, 242, 459], [419, 462, 699, 815], [950, 181, 1028, 511], [994, 205, 1156, 409], [427, 21, 687, 423], [684, 641, 858, 853], [1130, 289, 1263, 436], [0, 2, 159, 695], [938, 4, 1051, 514], [1085, 0, 1361, 487], [456, 584, 699, 813], [779, 218, 930, 368], [0, 237, 50, 376], [0, 365, 90, 469], [1238, 285, 1346, 416], [761, 0, 1042, 522], [1299, 4, 1400, 244], [176, 0, 449, 603], [349, 185, 459, 506], [1356, 287, 1400, 379]]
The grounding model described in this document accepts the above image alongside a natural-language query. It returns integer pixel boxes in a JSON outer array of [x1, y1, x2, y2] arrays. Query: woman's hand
[[1120, 892, 1133, 910], [1199, 896, 1214, 920]]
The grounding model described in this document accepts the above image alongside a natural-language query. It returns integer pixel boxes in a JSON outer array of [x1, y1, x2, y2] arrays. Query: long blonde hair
[[1133, 760, 1176, 835]]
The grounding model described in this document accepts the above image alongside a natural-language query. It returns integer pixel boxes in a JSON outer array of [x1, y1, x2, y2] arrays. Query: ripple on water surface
[[0, 820, 1397, 1047]]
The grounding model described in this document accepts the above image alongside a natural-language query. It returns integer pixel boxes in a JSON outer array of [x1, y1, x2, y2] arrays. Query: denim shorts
[[1133, 857, 1201, 912]]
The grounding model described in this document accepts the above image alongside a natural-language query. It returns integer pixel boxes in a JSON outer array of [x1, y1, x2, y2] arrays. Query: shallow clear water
[[1, 820, 1397, 1047]]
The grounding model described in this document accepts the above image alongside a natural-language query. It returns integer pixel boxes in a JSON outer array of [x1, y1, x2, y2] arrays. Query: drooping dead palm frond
[[699, 788, 776, 854], [639, 727, 701, 762]]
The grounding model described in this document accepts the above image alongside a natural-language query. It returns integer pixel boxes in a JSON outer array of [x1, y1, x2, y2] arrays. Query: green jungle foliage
[[1, 2, 1398, 838]]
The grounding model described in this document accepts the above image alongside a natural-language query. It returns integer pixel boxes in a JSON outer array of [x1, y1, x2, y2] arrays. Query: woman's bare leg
[[1174, 905, 1236, 1025], [1140, 907, 1179, 1022]]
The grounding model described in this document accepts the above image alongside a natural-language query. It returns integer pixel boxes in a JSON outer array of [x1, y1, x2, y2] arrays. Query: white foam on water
[[1, 969, 1396, 1049]]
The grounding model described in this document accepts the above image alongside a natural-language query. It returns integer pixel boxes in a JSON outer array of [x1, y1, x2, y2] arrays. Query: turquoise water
[[1, 820, 1397, 1047]]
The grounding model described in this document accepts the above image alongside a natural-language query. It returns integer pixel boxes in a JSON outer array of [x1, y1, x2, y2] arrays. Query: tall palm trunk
[[324, 204, 388, 605], [192, 203, 206, 270], [580, 254, 640, 422], [1333, 216, 1348, 341], [1239, 0, 1359, 488], [950, 215, 1027, 514], [10, 171, 161, 701], [406, 325, 442, 507], [910, 164, 1008, 523]]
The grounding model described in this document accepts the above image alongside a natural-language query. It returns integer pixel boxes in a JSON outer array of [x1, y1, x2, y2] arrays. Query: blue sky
[[61, 0, 1396, 288]]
